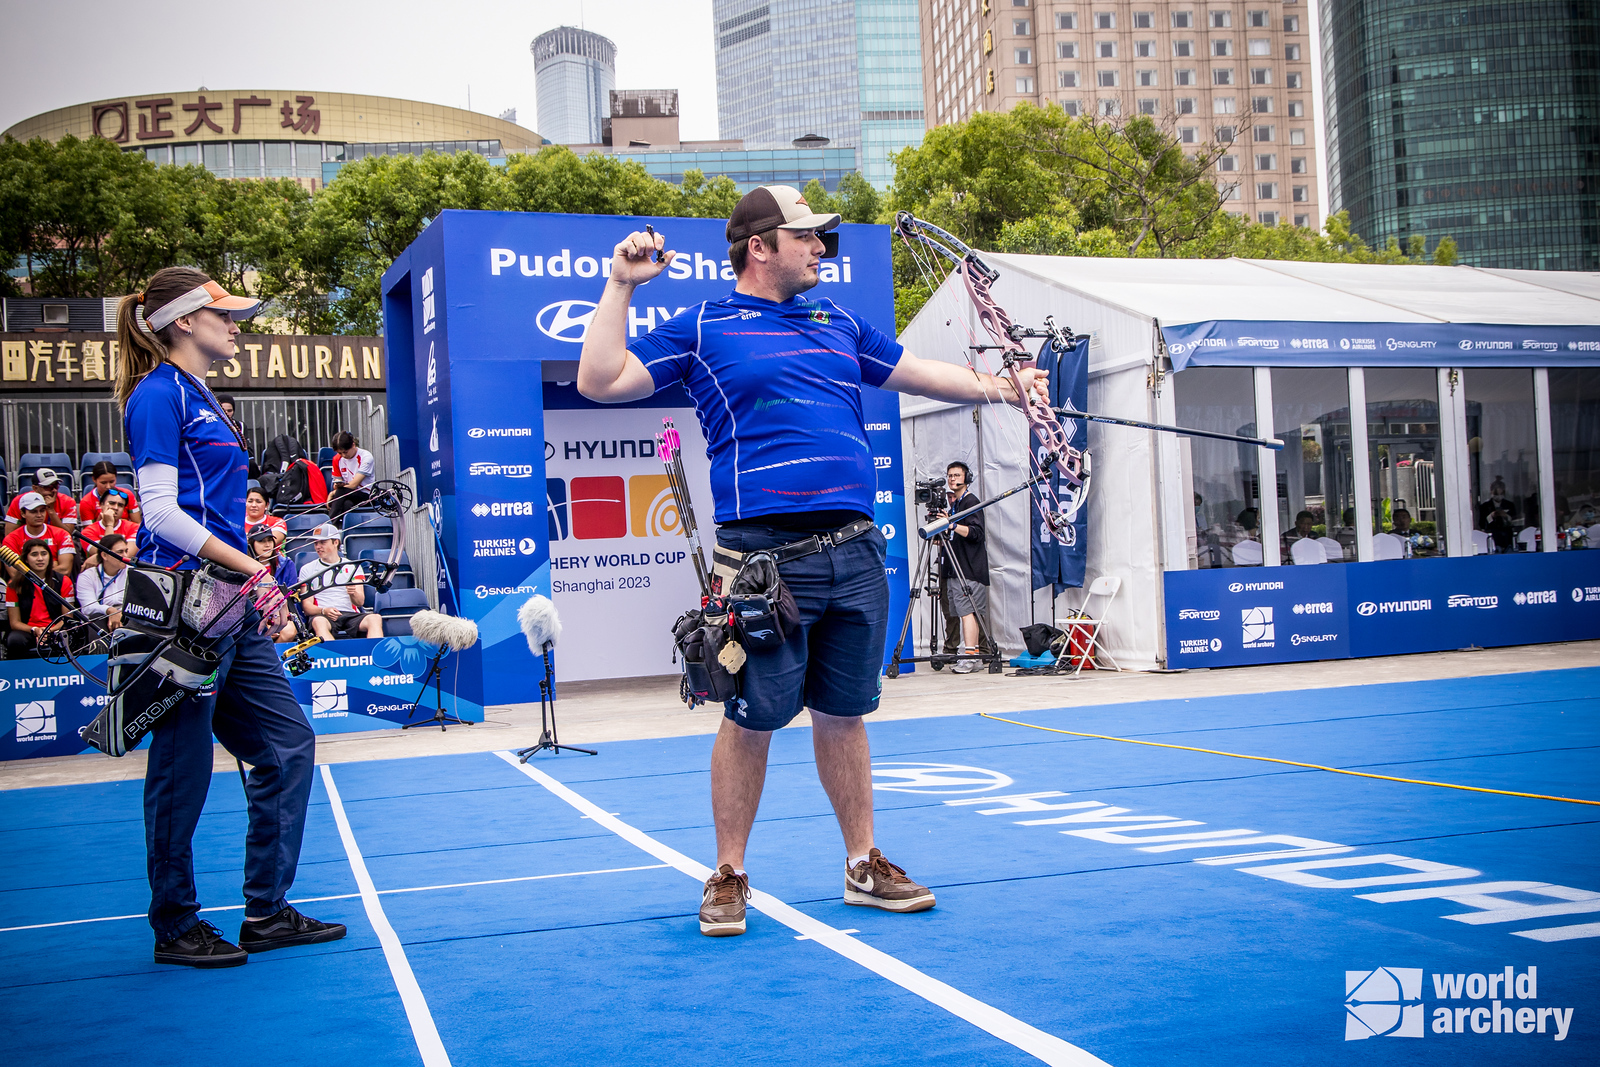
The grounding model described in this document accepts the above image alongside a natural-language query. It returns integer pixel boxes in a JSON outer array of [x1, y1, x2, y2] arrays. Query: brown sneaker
[[699, 864, 750, 936], [845, 848, 936, 912]]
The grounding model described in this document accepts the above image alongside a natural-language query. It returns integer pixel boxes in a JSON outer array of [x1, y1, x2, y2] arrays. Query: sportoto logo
[[870, 762, 1015, 794], [1177, 608, 1221, 621], [1356, 601, 1377, 616], [1447, 593, 1498, 609], [1345, 967, 1423, 1040], [537, 300, 599, 343], [469, 462, 536, 478]]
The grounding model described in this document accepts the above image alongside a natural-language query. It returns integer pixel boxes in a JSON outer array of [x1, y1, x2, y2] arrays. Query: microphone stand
[[516, 642, 594, 760], [401, 644, 471, 731]]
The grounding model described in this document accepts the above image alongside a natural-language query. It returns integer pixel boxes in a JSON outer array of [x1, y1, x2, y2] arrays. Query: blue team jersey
[[124, 363, 250, 568], [628, 290, 903, 523]]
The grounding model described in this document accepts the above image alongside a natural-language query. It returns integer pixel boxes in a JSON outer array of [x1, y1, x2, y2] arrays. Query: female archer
[[116, 267, 345, 968]]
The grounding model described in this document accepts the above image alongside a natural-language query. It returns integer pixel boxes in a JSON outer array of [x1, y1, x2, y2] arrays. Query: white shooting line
[[322, 764, 452, 1067], [495, 750, 1112, 1067], [0, 866, 670, 934]]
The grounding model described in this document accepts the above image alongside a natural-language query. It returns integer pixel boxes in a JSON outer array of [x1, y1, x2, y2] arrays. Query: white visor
[[145, 281, 260, 332]]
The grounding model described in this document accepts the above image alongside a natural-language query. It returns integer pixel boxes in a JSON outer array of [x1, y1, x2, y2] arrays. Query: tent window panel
[[1174, 366, 1263, 569], [1464, 369, 1539, 556], [1272, 368, 1354, 563], [1365, 368, 1447, 556], [1547, 367, 1600, 544]]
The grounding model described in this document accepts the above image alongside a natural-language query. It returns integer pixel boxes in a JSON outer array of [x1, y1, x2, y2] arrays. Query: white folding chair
[[1470, 530, 1491, 555], [1316, 536, 1345, 561], [1056, 575, 1122, 678], [1229, 540, 1264, 566], [1290, 538, 1327, 565], [1588, 523, 1600, 546], [1518, 526, 1540, 551], [1372, 532, 1405, 560]]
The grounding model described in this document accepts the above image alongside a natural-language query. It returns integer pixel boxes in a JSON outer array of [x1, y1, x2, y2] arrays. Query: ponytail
[[113, 265, 213, 410]]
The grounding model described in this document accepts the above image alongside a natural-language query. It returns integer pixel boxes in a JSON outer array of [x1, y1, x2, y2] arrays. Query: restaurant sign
[[0, 334, 384, 392]]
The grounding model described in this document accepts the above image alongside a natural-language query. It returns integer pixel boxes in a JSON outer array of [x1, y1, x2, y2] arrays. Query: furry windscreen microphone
[[410, 610, 480, 651], [518, 595, 562, 652]]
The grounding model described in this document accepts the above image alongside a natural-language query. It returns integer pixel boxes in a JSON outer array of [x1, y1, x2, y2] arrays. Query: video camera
[[914, 477, 949, 515]]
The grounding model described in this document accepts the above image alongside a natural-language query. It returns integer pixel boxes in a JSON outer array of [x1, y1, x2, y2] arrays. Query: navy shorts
[[715, 523, 889, 731]]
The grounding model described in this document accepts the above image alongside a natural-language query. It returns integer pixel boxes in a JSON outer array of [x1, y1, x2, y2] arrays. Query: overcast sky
[[2, 0, 722, 141]]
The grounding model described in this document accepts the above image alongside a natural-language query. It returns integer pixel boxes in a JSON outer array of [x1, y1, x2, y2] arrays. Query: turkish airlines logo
[[537, 300, 599, 343]]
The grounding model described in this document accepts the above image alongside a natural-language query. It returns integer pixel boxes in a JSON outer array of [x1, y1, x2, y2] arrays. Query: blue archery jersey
[[629, 290, 903, 523], [125, 363, 250, 568]]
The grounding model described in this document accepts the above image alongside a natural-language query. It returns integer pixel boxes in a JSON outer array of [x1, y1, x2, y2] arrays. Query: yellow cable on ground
[[978, 713, 1600, 807]]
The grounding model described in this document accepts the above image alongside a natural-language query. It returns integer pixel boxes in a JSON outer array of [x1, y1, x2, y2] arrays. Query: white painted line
[[797, 929, 858, 940], [1512, 922, 1600, 942], [322, 764, 452, 1067], [0, 864, 672, 935], [495, 750, 1113, 1067]]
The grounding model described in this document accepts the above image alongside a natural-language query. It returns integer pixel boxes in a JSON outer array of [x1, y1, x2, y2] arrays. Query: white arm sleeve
[[136, 463, 212, 557]]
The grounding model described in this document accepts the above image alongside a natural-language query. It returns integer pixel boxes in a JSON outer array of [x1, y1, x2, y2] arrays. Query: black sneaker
[[237, 906, 347, 953], [154, 919, 248, 968]]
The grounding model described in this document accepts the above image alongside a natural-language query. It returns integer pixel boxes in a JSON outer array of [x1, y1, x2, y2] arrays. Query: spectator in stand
[[80, 491, 140, 566], [248, 524, 299, 642], [243, 487, 286, 546], [80, 461, 142, 526], [5, 538, 75, 659], [300, 523, 383, 639], [327, 431, 375, 526], [216, 395, 260, 479], [78, 533, 130, 633], [6, 468, 77, 537], [3, 493, 75, 578]]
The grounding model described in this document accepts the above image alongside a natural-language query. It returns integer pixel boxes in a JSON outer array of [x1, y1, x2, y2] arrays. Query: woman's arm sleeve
[[137, 463, 212, 557]]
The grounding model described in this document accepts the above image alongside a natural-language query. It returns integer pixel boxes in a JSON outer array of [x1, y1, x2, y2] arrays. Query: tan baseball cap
[[726, 185, 842, 244]]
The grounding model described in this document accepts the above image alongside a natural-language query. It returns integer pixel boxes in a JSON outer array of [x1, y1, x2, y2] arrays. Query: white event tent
[[897, 255, 1600, 670]]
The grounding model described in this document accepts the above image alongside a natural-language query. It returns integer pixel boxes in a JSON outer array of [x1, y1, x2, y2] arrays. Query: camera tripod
[[886, 509, 1002, 679]]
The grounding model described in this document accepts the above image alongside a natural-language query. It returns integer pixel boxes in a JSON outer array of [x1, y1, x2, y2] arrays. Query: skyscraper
[[1322, 0, 1600, 269], [532, 26, 617, 145], [919, 1, 1320, 228], [713, 0, 925, 188]]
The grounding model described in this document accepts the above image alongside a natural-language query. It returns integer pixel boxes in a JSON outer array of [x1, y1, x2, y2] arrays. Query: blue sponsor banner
[[1164, 551, 1600, 667], [1030, 335, 1090, 591], [382, 211, 908, 693], [1162, 320, 1600, 370], [0, 637, 481, 761]]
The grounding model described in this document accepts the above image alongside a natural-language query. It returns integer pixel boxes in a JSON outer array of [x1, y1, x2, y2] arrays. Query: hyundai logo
[[1458, 339, 1473, 350], [1228, 582, 1244, 593], [1357, 601, 1377, 616], [537, 300, 599, 343], [468, 428, 486, 438]]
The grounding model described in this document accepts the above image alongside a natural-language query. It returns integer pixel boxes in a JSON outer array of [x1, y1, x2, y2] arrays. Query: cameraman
[[936, 461, 989, 674]]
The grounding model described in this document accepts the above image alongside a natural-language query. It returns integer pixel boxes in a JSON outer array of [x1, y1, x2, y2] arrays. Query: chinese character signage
[[0, 333, 384, 392]]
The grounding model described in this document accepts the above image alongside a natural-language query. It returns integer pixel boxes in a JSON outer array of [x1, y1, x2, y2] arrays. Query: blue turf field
[[2, 668, 1596, 1066]]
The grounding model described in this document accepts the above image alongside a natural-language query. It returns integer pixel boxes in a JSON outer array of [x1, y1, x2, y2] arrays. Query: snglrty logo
[[1347, 967, 1424, 1040]]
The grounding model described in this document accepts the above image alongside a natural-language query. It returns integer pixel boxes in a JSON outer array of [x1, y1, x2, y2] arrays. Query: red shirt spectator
[[6, 489, 77, 528], [7, 571, 75, 628], [3, 522, 73, 564], [83, 518, 140, 546], [80, 486, 141, 523]]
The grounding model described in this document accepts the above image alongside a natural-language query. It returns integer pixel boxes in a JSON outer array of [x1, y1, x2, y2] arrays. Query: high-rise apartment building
[[1322, 1, 1600, 270], [713, 0, 926, 188], [532, 26, 617, 145], [919, 1, 1320, 227]]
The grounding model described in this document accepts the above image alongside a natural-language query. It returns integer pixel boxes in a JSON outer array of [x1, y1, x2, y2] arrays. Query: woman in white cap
[[114, 267, 344, 968]]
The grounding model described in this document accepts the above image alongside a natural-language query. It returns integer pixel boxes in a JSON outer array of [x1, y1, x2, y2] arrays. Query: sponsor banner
[[0, 638, 479, 761], [384, 211, 906, 699], [0, 332, 384, 393], [1162, 320, 1600, 371], [1163, 551, 1600, 667]]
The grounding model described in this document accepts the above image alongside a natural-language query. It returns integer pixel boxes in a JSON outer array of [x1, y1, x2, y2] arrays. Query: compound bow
[[893, 211, 1282, 541]]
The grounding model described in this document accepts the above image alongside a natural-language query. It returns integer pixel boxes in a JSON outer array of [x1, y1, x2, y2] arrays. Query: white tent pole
[[1533, 368, 1558, 552], [1348, 368, 1375, 562], [1254, 368, 1282, 565]]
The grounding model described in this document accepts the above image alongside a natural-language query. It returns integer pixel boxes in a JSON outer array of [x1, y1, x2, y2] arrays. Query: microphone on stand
[[400, 610, 478, 731], [515, 594, 593, 760], [517, 594, 562, 653]]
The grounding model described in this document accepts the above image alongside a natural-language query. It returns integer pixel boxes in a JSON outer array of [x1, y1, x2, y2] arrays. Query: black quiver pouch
[[672, 603, 740, 706]]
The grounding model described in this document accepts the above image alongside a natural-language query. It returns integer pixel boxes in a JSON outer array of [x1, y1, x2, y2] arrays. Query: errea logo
[[1346, 967, 1424, 1040]]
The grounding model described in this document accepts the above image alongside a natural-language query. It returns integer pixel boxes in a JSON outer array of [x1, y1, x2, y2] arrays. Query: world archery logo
[[1345, 967, 1424, 1040], [1241, 606, 1274, 648]]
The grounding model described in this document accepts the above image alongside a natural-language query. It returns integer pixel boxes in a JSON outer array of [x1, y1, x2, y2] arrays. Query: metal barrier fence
[[0, 395, 386, 484]]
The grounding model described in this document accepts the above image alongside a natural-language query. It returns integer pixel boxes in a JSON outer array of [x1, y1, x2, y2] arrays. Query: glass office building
[[713, 0, 925, 187], [532, 26, 617, 145], [1322, 0, 1600, 269]]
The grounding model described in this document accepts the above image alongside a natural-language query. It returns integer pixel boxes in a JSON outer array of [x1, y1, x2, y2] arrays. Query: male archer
[[578, 185, 1047, 936]]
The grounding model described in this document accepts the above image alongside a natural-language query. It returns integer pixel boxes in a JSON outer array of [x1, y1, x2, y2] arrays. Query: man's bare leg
[[810, 710, 874, 859], [711, 717, 774, 870]]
